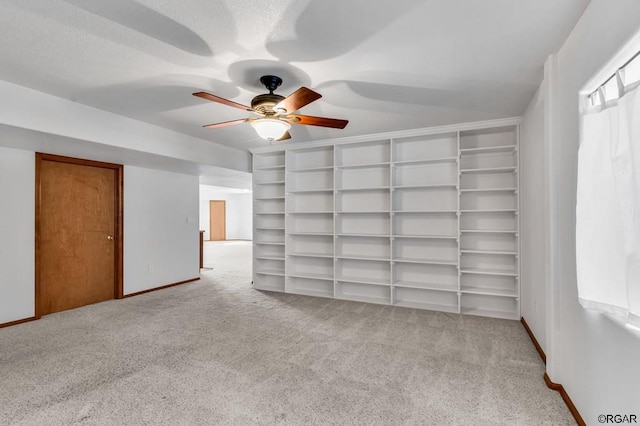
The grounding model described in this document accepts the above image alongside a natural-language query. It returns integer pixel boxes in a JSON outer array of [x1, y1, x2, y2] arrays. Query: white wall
[[0, 81, 251, 173], [0, 147, 201, 324], [519, 85, 547, 351], [124, 166, 200, 295], [538, 0, 640, 419], [227, 193, 252, 240], [0, 148, 35, 323], [199, 185, 252, 240]]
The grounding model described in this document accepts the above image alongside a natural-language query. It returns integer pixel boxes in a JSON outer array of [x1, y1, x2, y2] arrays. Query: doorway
[[35, 154, 123, 317], [209, 200, 226, 241]]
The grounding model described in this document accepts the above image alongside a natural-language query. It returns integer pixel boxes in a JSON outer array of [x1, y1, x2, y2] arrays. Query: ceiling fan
[[193, 75, 348, 142]]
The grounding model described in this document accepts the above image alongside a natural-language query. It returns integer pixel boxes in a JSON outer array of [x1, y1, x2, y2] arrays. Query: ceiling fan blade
[[202, 118, 249, 129], [274, 87, 322, 113], [277, 131, 291, 141], [287, 114, 348, 129], [193, 92, 253, 112]]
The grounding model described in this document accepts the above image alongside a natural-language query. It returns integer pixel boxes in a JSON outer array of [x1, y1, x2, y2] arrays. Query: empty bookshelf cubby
[[287, 276, 334, 298], [287, 233, 334, 256], [336, 235, 390, 260], [393, 132, 458, 162], [336, 165, 390, 189], [286, 213, 333, 235], [336, 281, 390, 304], [251, 119, 520, 319], [286, 146, 334, 171], [392, 262, 458, 291], [336, 258, 391, 286], [393, 161, 458, 187], [336, 189, 390, 213], [460, 293, 518, 320], [394, 287, 458, 312], [287, 255, 334, 280], [336, 212, 390, 236], [335, 140, 390, 167], [287, 169, 333, 192]]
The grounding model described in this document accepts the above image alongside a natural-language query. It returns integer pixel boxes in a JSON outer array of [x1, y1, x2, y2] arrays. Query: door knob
[[107, 235, 114, 241]]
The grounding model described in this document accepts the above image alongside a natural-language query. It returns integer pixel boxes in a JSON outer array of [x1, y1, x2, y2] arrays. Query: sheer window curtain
[[577, 70, 640, 328]]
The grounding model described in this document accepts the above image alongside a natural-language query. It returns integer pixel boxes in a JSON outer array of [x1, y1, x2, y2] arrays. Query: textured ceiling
[[0, 0, 589, 151]]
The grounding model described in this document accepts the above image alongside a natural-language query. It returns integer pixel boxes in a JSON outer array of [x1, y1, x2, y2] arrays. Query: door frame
[[35, 153, 124, 318]]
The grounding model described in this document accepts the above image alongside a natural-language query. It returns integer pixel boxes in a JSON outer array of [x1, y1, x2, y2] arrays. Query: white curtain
[[577, 76, 640, 328]]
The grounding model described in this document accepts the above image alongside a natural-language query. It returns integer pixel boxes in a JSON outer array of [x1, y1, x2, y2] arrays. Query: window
[[577, 49, 640, 329]]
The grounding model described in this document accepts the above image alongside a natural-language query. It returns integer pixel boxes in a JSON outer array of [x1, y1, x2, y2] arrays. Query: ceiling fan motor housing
[[252, 75, 285, 114], [251, 93, 285, 115]]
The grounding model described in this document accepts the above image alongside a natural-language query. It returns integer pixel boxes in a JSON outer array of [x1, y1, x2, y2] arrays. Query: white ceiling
[[0, 0, 588, 153]]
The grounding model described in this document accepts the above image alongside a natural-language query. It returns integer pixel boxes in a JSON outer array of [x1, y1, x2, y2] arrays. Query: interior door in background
[[37, 154, 123, 316], [209, 200, 226, 241]]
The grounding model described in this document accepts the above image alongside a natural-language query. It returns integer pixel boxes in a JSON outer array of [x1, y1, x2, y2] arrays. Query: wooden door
[[36, 154, 123, 316], [209, 200, 226, 241]]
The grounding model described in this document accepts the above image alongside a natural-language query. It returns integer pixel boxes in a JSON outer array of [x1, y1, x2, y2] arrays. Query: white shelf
[[336, 277, 390, 286], [255, 212, 285, 215], [287, 211, 334, 214], [255, 197, 285, 201], [288, 166, 334, 173], [392, 210, 457, 214], [288, 252, 335, 259], [460, 249, 517, 255], [393, 157, 457, 165], [393, 281, 458, 292], [336, 255, 390, 262], [393, 184, 457, 189], [255, 269, 286, 276], [460, 209, 517, 213], [335, 186, 390, 192], [461, 268, 518, 277], [336, 233, 390, 238], [460, 166, 517, 174], [460, 229, 517, 234], [254, 241, 286, 246], [255, 256, 285, 261], [461, 287, 518, 297], [460, 145, 517, 154], [255, 227, 285, 230], [392, 234, 457, 239], [336, 211, 391, 214], [393, 258, 458, 266], [287, 272, 333, 281], [336, 162, 390, 169], [287, 232, 333, 236], [460, 188, 517, 193], [287, 189, 333, 194], [255, 181, 286, 185], [256, 165, 286, 171]]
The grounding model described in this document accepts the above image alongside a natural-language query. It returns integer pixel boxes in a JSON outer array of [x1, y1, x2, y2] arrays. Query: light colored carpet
[[0, 241, 574, 425]]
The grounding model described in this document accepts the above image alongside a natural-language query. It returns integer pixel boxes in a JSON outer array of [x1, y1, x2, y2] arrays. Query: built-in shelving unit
[[458, 125, 520, 319], [252, 118, 520, 319], [284, 146, 336, 298], [252, 151, 287, 292]]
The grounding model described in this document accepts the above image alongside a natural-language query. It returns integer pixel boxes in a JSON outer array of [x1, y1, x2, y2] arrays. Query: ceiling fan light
[[250, 118, 291, 141]]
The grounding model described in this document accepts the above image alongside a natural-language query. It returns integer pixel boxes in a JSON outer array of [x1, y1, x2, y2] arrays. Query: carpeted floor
[[0, 240, 574, 425]]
